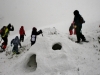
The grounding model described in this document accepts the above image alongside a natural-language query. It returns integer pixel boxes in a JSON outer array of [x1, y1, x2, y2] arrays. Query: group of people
[[0, 10, 87, 54], [0, 24, 42, 54]]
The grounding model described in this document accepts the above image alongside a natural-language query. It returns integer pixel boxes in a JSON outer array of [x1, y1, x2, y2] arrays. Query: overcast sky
[[0, 0, 100, 35]]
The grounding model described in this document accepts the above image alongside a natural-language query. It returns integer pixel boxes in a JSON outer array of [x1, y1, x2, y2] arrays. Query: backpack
[[80, 17, 85, 24], [0, 26, 6, 36]]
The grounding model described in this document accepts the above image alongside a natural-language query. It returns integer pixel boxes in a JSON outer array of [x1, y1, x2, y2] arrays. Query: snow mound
[[0, 26, 100, 75]]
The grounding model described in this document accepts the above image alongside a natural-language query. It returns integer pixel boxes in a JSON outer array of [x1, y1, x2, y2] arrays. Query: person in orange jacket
[[69, 23, 76, 35], [19, 26, 26, 42]]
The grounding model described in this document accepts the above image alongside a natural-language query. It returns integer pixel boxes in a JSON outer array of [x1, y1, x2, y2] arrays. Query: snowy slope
[[0, 24, 100, 75], [0, 0, 100, 75]]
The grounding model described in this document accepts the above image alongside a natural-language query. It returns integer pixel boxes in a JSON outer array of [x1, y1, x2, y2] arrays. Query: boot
[[75, 41, 80, 43], [16, 52, 20, 54]]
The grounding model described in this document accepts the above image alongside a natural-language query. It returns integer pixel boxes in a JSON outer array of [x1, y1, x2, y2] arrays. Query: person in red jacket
[[69, 23, 76, 35], [19, 26, 26, 42]]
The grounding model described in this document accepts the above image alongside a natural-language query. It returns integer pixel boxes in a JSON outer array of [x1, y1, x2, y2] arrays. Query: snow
[[0, 0, 100, 75]]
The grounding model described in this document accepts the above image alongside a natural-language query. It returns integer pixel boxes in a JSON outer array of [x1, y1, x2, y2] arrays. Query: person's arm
[[11, 39, 14, 46], [18, 41, 22, 47], [24, 29, 26, 36], [37, 30, 43, 35], [9, 25, 14, 31]]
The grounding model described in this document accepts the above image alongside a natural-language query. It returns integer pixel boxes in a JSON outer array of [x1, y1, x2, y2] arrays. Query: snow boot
[[75, 41, 80, 43]]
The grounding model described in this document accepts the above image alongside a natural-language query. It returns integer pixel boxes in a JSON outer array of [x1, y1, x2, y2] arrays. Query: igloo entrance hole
[[52, 42, 62, 50], [27, 54, 37, 72]]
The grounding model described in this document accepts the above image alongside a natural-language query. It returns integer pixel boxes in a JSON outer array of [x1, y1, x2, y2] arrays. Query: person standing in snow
[[0, 23, 14, 51], [31, 27, 43, 46], [11, 36, 22, 54], [72, 10, 87, 43], [19, 26, 26, 42]]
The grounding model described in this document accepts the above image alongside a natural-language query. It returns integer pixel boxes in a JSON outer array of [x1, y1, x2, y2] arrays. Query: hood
[[21, 26, 24, 29], [15, 36, 19, 40]]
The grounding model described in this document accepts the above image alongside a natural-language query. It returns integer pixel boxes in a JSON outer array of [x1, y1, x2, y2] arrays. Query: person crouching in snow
[[11, 36, 22, 54], [19, 26, 26, 42], [31, 27, 43, 46], [69, 23, 76, 35]]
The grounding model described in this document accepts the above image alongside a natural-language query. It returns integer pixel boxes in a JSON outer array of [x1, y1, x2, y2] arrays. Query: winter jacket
[[73, 10, 85, 29], [1, 24, 14, 38], [11, 36, 21, 47], [31, 28, 42, 42], [73, 10, 85, 34], [19, 26, 25, 35]]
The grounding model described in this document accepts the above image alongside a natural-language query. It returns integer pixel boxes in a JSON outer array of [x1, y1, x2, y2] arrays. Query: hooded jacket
[[73, 10, 85, 29], [31, 27, 42, 42], [11, 36, 21, 47], [19, 26, 25, 35]]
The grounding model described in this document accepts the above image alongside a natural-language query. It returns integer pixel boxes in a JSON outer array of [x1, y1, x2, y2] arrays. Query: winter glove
[[40, 30, 42, 34], [73, 25, 77, 28]]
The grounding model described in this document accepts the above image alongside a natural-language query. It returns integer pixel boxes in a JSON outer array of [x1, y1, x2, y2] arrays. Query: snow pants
[[20, 35, 24, 42], [31, 41, 35, 46], [12, 45, 18, 53], [1, 36, 8, 50], [75, 27, 86, 42]]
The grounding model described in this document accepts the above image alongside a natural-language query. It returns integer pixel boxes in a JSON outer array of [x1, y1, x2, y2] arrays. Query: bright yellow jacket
[[2, 27, 9, 38]]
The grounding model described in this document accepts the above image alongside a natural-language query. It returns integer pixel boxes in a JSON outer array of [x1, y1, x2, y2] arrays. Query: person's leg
[[31, 41, 35, 46], [12, 46, 16, 52], [75, 28, 81, 42], [1, 37, 8, 50], [12, 46, 19, 54], [80, 32, 86, 41], [22, 35, 24, 42]]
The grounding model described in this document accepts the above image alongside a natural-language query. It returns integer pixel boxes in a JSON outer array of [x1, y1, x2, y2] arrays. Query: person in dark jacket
[[19, 26, 26, 42], [31, 27, 42, 46], [11, 36, 22, 54], [0, 23, 14, 51], [73, 10, 86, 43]]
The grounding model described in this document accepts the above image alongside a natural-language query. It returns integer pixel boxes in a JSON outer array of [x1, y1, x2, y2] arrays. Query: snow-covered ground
[[0, 0, 100, 75], [0, 24, 100, 75]]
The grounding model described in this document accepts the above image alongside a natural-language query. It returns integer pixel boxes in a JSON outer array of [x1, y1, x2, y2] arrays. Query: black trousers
[[2, 36, 8, 45], [31, 41, 35, 46], [20, 35, 24, 42], [75, 27, 86, 42], [1, 36, 8, 50]]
